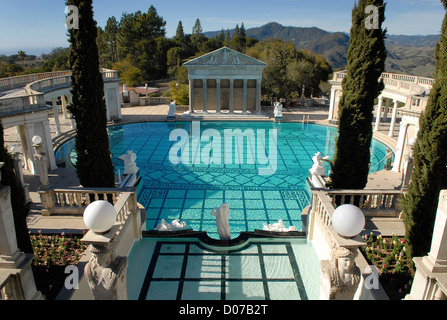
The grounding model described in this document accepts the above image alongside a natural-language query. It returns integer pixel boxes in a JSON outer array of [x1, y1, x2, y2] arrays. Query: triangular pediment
[[184, 47, 267, 67]]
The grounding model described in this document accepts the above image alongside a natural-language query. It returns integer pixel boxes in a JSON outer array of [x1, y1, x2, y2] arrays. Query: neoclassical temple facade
[[183, 47, 267, 115]]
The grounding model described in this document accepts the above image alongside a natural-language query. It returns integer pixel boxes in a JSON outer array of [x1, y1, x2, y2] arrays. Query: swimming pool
[[55, 121, 391, 239], [126, 237, 321, 300]]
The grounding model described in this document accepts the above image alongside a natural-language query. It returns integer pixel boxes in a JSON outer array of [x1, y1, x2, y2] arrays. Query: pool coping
[[143, 229, 306, 249]]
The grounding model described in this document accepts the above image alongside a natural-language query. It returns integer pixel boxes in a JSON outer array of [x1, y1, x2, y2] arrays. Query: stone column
[[216, 78, 221, 113], [188, 79, 194, 114], [389, 99, 399, 137], [68, 95, 76, 129], [383, 99, 390, 122], [242, 78, 248, 114], [229, 78, 234, 114], [374, 96, 384, 131], [256, 78, 262, 114], [62, 95, 69, 119], [42, 119, 58, 170], [202, 78, 207, 113], [406, 189, 447, 300], [328, 89, 336, 120], [19, 123, 37, 174], [52, 99, 61, 136], [0, 185, 43, 300], [104, 90, 111, 121]]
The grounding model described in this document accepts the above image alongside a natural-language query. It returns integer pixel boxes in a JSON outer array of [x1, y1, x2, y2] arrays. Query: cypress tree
[[66, 0, 115, 188], [328, 0, 387, 190], [0, 121, 33, 253], [401, 2, 447, 265]]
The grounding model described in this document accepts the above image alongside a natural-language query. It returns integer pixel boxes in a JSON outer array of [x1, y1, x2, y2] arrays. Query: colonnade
[[187, 77, 262, 114], [373, 95, 401, 138]]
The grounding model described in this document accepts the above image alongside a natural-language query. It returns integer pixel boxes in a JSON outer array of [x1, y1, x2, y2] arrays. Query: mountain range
[[205, 22, 440, 78]]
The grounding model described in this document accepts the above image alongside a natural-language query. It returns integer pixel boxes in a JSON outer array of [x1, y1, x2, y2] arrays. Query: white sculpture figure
[[154, 219, 187, 231], [85, 249, 128, 300], [263, 219, 298, 232], [321, 247, 361, 300], [274, 102, 283, 118], [119, 150, 138, 175], [310, 152, 330, 176], [211, 203, 231, 240], [167, 100, 176, 121]]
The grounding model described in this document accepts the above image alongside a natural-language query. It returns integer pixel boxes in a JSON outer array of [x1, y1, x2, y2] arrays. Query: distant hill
[[205, 22, 440, 77]]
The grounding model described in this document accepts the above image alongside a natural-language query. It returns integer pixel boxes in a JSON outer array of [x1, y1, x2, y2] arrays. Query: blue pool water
[[55, 121, 391, 239]]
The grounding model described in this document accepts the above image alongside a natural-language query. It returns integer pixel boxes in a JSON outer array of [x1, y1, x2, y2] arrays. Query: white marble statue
[[321, 247, 361, 300], [154, 219, 187, 231], [119, 150, 138, 175], [310, 152, 330, 176], [263, 219, 298, 232], [211, 203, 231, 240], [168, 100, 176, 119], [274, 102, 283, 118]]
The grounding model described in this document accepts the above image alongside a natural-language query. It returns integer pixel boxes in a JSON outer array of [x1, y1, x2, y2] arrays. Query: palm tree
[[17, 50, 26, 63]]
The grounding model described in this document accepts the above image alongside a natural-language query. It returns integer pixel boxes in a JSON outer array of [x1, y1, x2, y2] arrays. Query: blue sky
[[0, 0, 444, 56]]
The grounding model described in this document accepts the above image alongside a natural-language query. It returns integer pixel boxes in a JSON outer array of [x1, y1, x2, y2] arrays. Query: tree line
[[96, 5, 332, 100]]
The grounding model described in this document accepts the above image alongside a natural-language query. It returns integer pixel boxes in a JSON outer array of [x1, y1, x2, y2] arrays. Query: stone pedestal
[[82, 226, 129, 300], [0, 186, 43, 300]]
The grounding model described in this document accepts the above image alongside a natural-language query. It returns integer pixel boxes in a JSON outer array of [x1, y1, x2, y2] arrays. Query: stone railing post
[[81, 198, 134, 300], [38, 188, 56, 216]]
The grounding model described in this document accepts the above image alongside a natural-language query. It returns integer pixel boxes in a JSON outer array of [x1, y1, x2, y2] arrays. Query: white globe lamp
[[331, 204, 365, 238], [32, 135, 42, 145], [83, 200, 117, 234], [408, 137, 417, 148], [11, 145, 20, 154]]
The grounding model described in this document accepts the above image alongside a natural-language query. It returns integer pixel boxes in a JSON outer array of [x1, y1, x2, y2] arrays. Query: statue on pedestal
[[167, 100, 176, 121], [211, 203, 231, 240], [274, 102, 283, 119], [119, 150, 138, 175], [310, 152, 330, 177]]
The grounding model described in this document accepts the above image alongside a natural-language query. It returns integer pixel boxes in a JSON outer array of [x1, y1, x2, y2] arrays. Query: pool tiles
[[137, 241, 309, 300], [54, 122, 392, 237]]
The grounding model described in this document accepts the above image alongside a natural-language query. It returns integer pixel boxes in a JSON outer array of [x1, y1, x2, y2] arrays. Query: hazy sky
[[0, 0, 444, 55]]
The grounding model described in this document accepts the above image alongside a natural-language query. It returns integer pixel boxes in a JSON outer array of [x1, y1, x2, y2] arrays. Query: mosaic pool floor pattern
[[55, 121, 390, 239], [127, 238, 320, 300]]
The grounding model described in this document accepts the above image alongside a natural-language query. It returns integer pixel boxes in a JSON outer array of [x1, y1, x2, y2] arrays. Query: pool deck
[[4, 104, 404, 236]]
